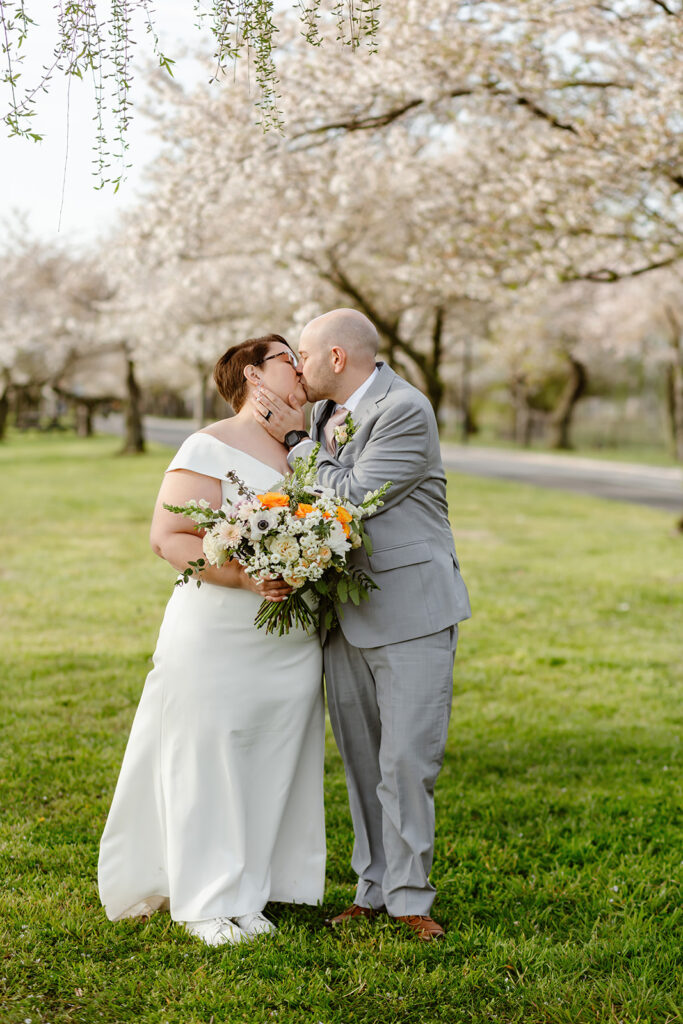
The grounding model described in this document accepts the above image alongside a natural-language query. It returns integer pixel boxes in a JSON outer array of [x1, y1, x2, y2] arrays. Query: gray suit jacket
[[291, 362, 471, 648]]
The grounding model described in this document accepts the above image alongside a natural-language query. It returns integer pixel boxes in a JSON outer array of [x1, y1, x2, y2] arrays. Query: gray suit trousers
[[324, 624, 458, 916]]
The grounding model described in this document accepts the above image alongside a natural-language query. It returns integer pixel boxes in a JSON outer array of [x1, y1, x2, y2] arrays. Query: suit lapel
[[311, 399, 336, 443], [347, 362, 395, 426]]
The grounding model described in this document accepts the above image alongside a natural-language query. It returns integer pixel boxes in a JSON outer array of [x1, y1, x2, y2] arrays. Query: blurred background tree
[[1, 0, 681, 458]]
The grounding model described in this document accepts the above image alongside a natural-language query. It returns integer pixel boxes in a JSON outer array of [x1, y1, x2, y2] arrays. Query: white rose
[[269, 535, 300, 563], [202, 530, 228, 567], [282, 573, 306, 589]]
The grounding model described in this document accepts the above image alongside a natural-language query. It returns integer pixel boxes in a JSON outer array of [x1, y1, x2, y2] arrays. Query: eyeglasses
[[255, 350, 299, 369]]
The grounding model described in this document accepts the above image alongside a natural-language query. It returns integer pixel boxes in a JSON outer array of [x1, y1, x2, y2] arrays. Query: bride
[[98, 334, 325, 946]]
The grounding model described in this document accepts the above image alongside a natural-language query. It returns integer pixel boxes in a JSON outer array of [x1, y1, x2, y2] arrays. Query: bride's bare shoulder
[[197, 418, 237, 444]]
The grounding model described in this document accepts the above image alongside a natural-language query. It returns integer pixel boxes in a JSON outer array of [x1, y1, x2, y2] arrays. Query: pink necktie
[[323, 406, 349, 455]]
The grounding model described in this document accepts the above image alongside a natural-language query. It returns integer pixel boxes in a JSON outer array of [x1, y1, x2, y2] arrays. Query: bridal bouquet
[[164, 444, 391, 635]]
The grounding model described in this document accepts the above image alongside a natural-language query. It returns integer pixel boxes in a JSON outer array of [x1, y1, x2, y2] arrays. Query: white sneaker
[[233, 911, 277, 937], [183, 916, 247, 947]]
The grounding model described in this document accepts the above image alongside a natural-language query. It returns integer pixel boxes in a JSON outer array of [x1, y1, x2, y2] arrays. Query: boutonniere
[[334, 412, 357, 450]]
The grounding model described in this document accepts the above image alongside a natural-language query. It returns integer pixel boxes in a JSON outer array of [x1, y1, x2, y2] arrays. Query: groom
[[254, 308, 471, 941]]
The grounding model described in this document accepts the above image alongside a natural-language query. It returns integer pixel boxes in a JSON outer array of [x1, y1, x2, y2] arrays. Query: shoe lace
[[213, 916, 239, 935]]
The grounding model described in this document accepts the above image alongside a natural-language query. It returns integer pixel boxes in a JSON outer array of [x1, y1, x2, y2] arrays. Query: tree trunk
[[549, 356, 588, 450], [384, 330, 400, 371], [459, 333, 478, 442], [664, 311, 683, 463], [423, 371, 444, 425], [75, 401, 94, 438], [14, 386, 28, 430], [194, 366, 210, 429], [510, 376, 533, 446], [121, 358, 145, 454], [425, 307, 444, 429], [0, 386, 9, 441]]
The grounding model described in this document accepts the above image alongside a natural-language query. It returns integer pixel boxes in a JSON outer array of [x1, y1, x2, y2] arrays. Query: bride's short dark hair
[[214, 334, 291, 412]]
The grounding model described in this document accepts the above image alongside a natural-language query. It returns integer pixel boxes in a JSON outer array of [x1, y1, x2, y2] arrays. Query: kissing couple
[[98, 308, 471, 945]]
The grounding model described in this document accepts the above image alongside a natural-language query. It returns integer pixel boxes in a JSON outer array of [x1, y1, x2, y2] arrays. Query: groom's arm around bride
[[255, 308, 471, 942]]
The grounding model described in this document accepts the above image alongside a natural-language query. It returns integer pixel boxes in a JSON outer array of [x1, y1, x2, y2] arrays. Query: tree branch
[[648, 0, 678, 15], [294, 83, 582, 141], [568, 252, 683, 283], [510, 94, 577, 134], [311, 251, 441, 378], [554, 79, 632, 90], [320, 254, 420, 358], [297, 96, 427, 136]]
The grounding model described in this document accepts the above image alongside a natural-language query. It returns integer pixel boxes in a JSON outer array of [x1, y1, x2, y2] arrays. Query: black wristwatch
[[284, 429, 310, 451]]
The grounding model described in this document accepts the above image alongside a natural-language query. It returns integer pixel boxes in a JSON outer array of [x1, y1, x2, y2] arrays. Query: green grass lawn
[[1, 432, 681, 1024]]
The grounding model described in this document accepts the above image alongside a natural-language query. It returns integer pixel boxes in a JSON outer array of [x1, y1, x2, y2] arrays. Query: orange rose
[[336, 507, 352, 525], [295, 503, 315, 518], [257, 492, 290, 509]]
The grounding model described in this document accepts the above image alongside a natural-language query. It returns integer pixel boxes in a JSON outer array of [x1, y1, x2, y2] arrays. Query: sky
[[0, 2, 211, 249]]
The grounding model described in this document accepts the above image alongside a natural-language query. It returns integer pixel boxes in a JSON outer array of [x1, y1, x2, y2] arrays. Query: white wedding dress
[[98, 433, 325, 923]]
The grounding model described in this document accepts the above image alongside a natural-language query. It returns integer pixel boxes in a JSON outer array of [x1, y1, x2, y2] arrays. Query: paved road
[[96, 414, 682, 513], [440, 443, 681, 513]]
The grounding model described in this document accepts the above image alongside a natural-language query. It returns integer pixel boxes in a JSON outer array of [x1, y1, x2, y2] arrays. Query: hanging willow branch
[[0, 0, 380, 188]]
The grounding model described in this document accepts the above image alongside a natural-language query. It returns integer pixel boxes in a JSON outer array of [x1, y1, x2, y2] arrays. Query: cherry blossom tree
[[0, 228, 93, 438], [282, 0, 683, 283], [0, 221, 145, 441], [10, 2, 678, 446], [490, 286, 599, 449], [130, 62, 508, 425], [576, 269, 683, 460], [131, 1, 682, 333]]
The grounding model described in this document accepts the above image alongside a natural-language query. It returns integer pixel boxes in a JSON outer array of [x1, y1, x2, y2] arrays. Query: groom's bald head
[[298, 308, 379, 404], [302, 308, 379, 362]]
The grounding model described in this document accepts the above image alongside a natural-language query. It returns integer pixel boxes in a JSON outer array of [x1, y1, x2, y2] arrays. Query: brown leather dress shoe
[[326, 903, 383, 926], [393, 914, 446, 941]]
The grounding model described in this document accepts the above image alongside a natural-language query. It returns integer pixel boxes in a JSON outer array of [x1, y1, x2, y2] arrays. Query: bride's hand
[[252, 386, 305, 442], [241, 570, 293, 603]]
